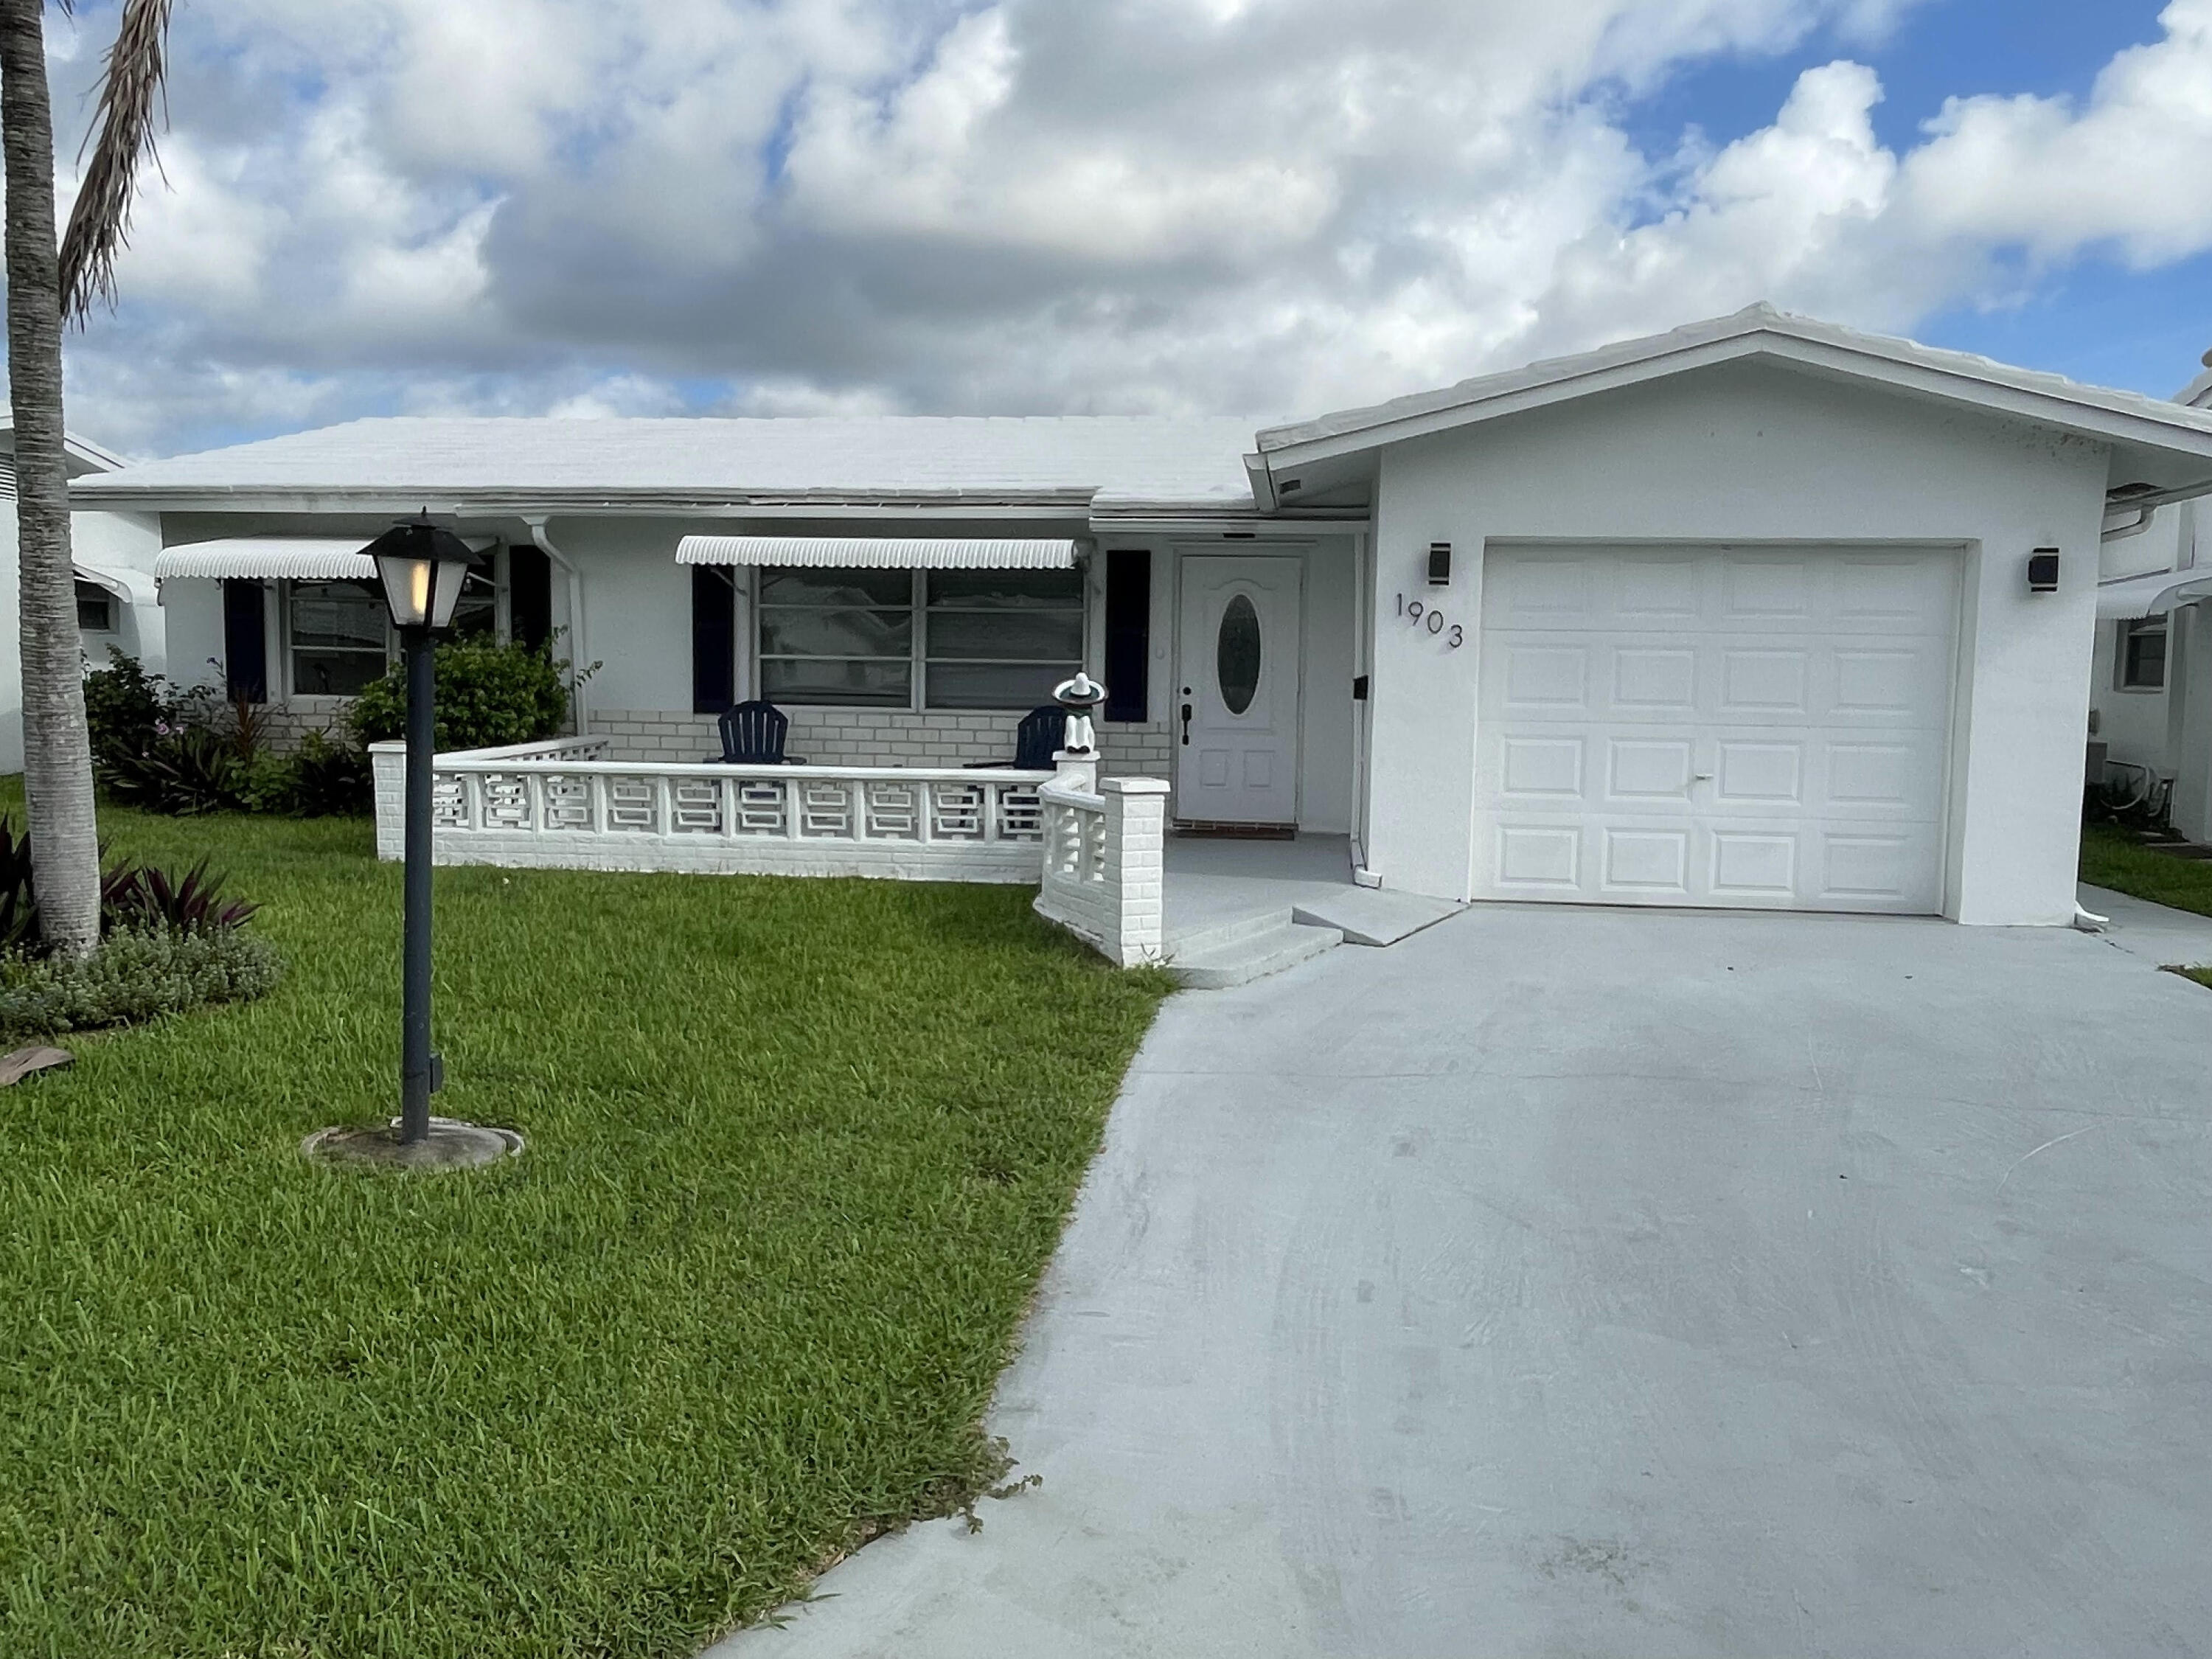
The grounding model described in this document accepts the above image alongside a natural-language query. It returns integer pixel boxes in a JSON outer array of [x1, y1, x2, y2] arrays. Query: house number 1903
[[1396, 593, 1464, 647]]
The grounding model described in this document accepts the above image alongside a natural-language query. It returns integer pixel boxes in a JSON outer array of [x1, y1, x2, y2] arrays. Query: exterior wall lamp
[[1428, 542, 1452, 587], [2027, 549, 2060, 594]]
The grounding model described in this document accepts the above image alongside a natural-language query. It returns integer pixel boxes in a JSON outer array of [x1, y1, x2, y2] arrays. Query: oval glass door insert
[[1217, 593, 1262, 715]]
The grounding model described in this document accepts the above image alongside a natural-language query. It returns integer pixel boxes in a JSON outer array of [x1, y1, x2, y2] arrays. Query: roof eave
[[1256, 327, 2212, 473], [64, 484, 1110, 519]]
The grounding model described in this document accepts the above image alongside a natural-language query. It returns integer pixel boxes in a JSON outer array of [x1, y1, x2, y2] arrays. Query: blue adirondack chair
[[967, 705, 1066, 771], [710, 700, 807, 764]]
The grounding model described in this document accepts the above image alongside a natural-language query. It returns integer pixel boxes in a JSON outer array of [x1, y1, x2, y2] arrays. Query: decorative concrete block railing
[[1032, 768, 1171, 967], [369, 736, 1051, 882]]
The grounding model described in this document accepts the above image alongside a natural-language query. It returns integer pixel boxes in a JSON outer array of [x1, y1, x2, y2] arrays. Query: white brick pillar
[[369, 740, 405, 861], [1051, 749, 1099, 793], [1099, 776, 1169, 966]]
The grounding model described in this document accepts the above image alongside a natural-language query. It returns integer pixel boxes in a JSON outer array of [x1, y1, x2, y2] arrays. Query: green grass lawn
[[0, 801, 1172, 1658], [2079, 823, 2212, 919]]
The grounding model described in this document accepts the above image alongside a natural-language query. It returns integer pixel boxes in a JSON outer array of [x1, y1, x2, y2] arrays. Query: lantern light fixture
[[364, 510, 476, 632]]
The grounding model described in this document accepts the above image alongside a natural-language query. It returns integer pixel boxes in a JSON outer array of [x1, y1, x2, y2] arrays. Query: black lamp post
[[361, 512, 476, 1146]]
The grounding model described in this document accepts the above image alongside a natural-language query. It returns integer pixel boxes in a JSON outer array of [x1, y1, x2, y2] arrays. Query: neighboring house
[[0, 421, 168, 773], [74, 305, 2212, 926], [2085, 355, 2212, 836]]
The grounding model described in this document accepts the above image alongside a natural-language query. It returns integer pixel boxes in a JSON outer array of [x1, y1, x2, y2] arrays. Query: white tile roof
[[1258, 304, 2212, 459], [70, 414, 1261, 509]]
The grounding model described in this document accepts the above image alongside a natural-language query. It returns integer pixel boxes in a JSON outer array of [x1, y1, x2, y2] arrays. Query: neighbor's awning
[[675, 535, 1077, 570], [152, 535, 493, 582], [73, 561, 159, 605], [2096, 568, 2212, 620], [154, 538, 378, 581]]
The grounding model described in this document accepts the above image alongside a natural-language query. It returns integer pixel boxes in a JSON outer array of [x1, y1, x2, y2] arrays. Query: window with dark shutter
[[692, 564, 737, 713], [221, 579, 268, 704], [1103, 549, 1150, 722]]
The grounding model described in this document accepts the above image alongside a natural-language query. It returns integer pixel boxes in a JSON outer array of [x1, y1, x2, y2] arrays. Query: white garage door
[[1475, 545, 1958, 914]]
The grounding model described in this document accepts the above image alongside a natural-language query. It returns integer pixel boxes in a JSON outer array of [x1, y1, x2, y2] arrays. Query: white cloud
[[38, 0, 2212, 456]]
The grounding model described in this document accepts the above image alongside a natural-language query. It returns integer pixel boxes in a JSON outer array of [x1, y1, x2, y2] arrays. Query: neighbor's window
[[288, 580, 390, 696], [923, 570, 1084, 710], [74, 579, 115, 633], [755, 567, 1086, 710], [2120, 617, 2168, 690]]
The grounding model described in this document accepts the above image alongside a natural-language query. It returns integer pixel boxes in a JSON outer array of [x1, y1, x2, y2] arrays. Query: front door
[[1177, 554, 1302, 824]]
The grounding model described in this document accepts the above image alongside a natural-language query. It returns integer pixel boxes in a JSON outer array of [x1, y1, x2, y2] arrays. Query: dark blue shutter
[[221, 579, 267, 703], [1103, 549, 1149, 722], [509, 544, 552, 652], [692, 565, 737, 714]]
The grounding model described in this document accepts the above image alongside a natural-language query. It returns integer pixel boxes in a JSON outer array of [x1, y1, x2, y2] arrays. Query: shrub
[[0, 813, 262, 950], [105, 858, 260, 934], [279, 729, 375, 817], [82, 647, 168, 771], [349, 637, 571, 752], [0, 925, 282, 1044], [97, 723, 244, 816], [85, 652, 374, 819]]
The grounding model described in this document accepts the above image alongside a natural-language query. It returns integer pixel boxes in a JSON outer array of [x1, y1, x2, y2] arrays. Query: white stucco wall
[[0, 499, 164, 775], [2090, 619, 2172, 777], [1363, 361, 2110, 925]]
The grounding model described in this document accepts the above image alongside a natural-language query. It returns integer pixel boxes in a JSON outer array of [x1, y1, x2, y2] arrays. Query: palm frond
[[58, 0, 173, 324]]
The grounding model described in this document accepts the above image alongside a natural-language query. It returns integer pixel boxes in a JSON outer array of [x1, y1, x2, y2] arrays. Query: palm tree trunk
[[0, 0, 102, 957]]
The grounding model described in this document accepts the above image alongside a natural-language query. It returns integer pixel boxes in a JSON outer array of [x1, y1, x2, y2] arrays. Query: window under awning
[[2096, 568, 2212, 620], [152, 536, 495, 582], [675, 535, 1078, 570], [73, 562, 158, 605]]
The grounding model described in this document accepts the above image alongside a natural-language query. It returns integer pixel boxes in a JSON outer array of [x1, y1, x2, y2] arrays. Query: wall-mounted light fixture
[[1427, 542, 1452, 587], [2027, 549, 2060, 594]]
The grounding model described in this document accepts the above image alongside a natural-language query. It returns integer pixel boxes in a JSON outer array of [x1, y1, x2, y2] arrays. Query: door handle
[[1180, 702, 1193, 745]]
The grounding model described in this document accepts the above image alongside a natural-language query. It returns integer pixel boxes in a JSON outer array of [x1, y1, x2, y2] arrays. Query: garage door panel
[[1494, 824, 1585, 891], [1837, 554, 1956, 620], [1602, 827, 1691, 895], [1477, 544, 1956, 915], [1491, 642, 1592, 714], [1721, 556, 1818, 622], [1498, 735, 1585, 799], [1613, 647, 1698, 710], [1719, 648, 1812, 715], [1606, 737, 1695, 804]]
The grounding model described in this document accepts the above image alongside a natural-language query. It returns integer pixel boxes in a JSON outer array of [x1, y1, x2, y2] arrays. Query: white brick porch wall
[[1034, 773, 1170, 967]]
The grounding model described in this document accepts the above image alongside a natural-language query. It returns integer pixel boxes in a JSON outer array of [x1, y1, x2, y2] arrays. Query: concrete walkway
[[720, 900, 2212, 1659]]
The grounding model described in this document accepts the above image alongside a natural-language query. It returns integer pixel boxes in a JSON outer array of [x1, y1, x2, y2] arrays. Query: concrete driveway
[[722, 895, 2212, 1658]]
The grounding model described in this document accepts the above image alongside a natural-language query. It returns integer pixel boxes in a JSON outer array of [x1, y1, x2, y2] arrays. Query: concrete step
[[1161, 903, 1302, 960], [1169, 919, 1343, 990]]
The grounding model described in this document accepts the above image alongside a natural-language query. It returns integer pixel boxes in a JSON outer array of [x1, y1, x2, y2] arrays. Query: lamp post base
[[302, 1118, 524, 1172]]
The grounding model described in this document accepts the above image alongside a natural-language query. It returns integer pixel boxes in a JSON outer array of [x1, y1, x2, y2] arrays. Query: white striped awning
[[73, 561, 158, 605], [676, 535, 1077, 570], [2097, 569, 2212, 620], [154, 538, 378, 581], [152, 535, 495, 582]]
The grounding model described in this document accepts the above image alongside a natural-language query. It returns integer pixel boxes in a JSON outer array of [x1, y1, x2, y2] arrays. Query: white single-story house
[[2081, 355, 2212, 836], [0, 421, 170, 773], [71, 305, 2212, 932]]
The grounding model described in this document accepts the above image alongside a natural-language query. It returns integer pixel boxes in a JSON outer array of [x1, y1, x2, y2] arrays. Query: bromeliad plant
[[0, 813, 280, 1043], [0, 814, 260, 947]]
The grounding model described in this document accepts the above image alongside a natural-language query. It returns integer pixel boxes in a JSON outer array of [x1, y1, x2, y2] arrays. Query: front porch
[[1158, 832, 1462, 985], [369, 736, 1453, 984]]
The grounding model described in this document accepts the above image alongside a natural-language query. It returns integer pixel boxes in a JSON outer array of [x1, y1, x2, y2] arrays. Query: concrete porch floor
[[1161, 833, 1463, 957]]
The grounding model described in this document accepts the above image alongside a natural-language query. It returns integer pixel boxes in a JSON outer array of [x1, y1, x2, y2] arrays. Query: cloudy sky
[[32, 0, 2212, 458]]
